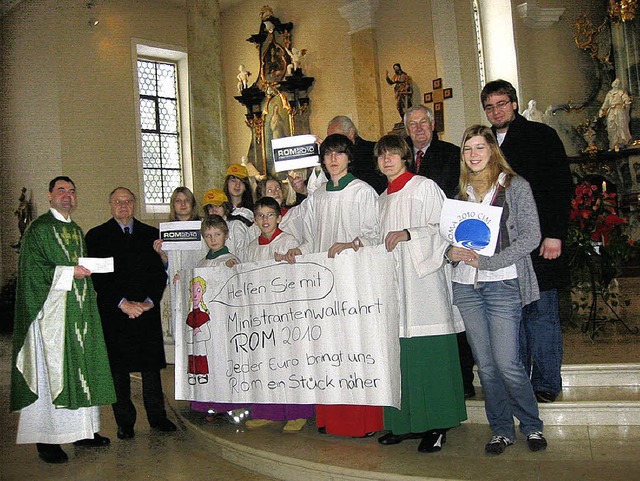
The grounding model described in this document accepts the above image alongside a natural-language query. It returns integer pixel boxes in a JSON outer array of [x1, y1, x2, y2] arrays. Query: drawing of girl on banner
[[186, 276, 211, 385]]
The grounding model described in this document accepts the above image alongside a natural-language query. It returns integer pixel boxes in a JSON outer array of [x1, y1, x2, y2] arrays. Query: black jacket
[[494, 113, 573, 289], [351, 136, 388, 195], [86, 218, 168, 372], [406, 137, 461, 199]]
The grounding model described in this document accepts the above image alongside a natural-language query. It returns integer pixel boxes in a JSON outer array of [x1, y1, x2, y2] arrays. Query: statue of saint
[[386, 63, 413, 120], [599, 78, 633, 150], [236, 65, 251, 93], [522, 99, 546, 123], [13, 187, 32, 249]]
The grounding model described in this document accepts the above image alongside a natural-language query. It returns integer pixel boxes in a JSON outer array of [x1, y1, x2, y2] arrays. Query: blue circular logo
[[455, 219, 491, 250]]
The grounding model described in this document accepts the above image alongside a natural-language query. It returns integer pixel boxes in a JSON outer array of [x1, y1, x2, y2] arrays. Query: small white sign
[[440, 199, 503, 256], [160, 221, 203, 251], [78, 257, 114, 273], [271, 135, 320, 172]]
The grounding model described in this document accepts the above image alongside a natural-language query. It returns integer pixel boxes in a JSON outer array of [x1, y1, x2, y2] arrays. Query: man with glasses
[[481, 80, 573, 404], [86, 187, 176, 440]]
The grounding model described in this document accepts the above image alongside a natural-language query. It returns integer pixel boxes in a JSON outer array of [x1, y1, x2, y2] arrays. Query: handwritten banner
[[174, 246, 401, 408]]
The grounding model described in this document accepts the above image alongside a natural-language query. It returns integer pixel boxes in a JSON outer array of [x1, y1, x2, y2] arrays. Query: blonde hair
[[189, 276, 209, 314], [458, 125, 517, 201]]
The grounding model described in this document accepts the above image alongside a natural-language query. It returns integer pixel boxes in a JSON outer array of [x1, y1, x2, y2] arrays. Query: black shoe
[[353, 431, 377, 439], [117, 425, 135, 439], [464, 387, 476, 399], [378, 432, 424, 445], [73, 432, 111, 447], [535, 391, 557, 403], [485, 435, 513, 455], [527, 431, 548, 451], [418, 430, 446, 453], [150, 418, 177, 432], [36, 443, 68, 464]]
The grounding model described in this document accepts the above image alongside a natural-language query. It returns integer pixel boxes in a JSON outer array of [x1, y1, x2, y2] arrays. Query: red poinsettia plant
[[569, 181, 628, 244], [567, 180, 635, 287]]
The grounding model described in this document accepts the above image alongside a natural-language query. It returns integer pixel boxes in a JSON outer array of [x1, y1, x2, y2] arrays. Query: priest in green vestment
[[11, 176, 116, 464]]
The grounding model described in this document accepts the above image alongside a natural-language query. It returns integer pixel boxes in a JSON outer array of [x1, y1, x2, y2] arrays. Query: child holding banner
[[242, 196, 314, 431], [447, 125, 546, 455], [375, 134, 467, 453], [187, 216, 248, 417], [245, 197, 301, 264], [283, 133, 383, 438], [202, 188, 251, 261]]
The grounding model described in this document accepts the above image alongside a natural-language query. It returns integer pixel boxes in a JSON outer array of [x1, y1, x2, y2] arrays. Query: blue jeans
[[519, 289, 563, 396], [453, 280, 542, 439]]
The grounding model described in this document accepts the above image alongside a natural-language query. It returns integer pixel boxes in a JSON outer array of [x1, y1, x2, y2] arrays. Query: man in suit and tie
[[404, 105, 461, 198], [404, 104, 476, 399], [86, 187, 176, 439]]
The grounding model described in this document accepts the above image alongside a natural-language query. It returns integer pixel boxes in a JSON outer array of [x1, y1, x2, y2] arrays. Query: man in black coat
[[404, 105, 461, 198], [404, 104, 476, 399], [86, 187, 175, 439], [481, 79, 573, 403], [327, 115, 388, 194]]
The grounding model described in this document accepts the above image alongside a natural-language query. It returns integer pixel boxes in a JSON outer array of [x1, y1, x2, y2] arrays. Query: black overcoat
[[86, 218, 168, 372]]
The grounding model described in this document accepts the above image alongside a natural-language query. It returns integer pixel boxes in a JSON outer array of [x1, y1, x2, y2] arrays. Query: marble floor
[[2, 329, 640, 481]]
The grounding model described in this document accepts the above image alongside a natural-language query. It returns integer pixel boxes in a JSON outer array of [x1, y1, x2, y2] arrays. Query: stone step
[[560, 363, 640, 387], [472, 363, 640, 388], [465, 386, 640, 425]]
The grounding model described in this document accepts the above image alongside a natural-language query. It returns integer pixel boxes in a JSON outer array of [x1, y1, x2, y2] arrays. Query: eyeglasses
[[112, 199, 134, 206], [255, 212, 277, 220], [483, 100, 512, 114], [266, 188, 282, 194]]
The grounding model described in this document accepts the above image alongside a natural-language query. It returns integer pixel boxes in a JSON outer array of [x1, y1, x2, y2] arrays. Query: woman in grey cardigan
[[447, 125, 546, 456]]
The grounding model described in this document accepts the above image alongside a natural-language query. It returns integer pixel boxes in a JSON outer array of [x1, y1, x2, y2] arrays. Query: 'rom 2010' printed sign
[[271, 134, 320, 172], [174, 246, 401, 408], [159, 221, 203, 251], [440, 199, 503, 256]]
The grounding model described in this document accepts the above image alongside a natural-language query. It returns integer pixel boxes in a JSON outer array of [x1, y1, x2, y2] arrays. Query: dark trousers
[[457, 331, 476, 391], [111, 370, 167, 428]]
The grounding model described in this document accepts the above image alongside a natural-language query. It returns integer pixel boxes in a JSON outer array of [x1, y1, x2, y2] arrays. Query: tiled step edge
[[472, 364, 640, 388], [560, 364, 640, 387], [174, 410, 462, 481], [465, 400, 640, 426]]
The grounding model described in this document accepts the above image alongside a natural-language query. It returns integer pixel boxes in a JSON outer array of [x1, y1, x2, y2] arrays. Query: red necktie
[[415, 150, 424, 172]]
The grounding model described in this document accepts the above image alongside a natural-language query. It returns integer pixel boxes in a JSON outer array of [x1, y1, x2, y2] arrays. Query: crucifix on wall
[[423, 78, 452, 133]]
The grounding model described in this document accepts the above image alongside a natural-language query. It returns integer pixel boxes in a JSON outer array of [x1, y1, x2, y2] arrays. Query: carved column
[[339, 0, 383, 139], [187, 0, 228, 198]]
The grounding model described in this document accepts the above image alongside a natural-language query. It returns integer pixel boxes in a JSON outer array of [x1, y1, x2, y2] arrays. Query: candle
[[602, 181, 607, 193]]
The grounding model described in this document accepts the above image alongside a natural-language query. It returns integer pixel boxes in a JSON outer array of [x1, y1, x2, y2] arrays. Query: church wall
[[221, 0, 359, 170], [511, 0, 606, 156], [221, 0, 462, 162], [1, 0, 613, 286], [0, 0, 188, 284]]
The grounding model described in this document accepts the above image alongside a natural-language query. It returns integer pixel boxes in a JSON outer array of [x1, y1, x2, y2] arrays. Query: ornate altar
[[235, 6, 314, 178]]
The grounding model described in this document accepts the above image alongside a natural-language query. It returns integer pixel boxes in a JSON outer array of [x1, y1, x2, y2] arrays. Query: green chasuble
[[11, 211, 116, 411]]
